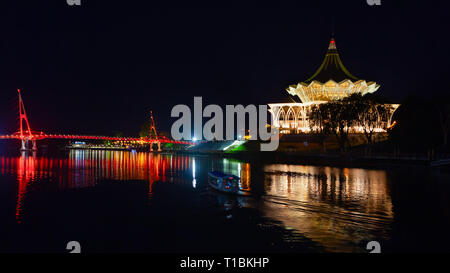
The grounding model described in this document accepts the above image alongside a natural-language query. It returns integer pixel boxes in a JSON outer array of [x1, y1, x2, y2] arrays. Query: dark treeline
[[390, 94, 450, 154], [309, 93, 450, 156], [309, 93, 396, 152]]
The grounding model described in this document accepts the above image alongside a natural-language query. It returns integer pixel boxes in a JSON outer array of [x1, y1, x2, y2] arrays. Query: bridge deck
[[0, 134, 193, 145]]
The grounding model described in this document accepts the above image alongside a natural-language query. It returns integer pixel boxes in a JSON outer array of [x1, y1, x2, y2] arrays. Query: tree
[[139, 120, 151, 138], [309, 104, 331, 151], [433, 95, 450, 147], [348, 94, 391, 147], [310, 100, 353, 152], [309, 93, 392, 152], [111, 130, 123, 137], [389, 95, 441, 153]]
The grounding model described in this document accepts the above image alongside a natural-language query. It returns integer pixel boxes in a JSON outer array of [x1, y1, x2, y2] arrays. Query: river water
[[0, 150, 449, 253]]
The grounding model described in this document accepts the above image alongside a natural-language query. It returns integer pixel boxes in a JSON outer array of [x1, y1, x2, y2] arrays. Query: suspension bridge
[[0, 89, 194, 151]]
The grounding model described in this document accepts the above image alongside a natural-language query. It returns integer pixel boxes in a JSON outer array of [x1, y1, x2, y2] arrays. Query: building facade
[[268, 38, 399, 134]]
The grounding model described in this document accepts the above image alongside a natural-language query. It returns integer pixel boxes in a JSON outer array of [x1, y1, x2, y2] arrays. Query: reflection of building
[[268, 38, 399, 134], [262, 163, 393, 252]]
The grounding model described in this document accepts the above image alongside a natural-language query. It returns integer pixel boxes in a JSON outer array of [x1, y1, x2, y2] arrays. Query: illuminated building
[[268, 38, 399, 134]]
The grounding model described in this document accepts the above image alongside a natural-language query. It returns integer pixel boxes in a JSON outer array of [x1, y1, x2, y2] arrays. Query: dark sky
[[0, 0, 449, 136]]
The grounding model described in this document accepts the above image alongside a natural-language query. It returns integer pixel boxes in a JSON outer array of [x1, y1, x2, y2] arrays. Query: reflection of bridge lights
[[0, 151, 199, 223], [192, 158, 196, 188]]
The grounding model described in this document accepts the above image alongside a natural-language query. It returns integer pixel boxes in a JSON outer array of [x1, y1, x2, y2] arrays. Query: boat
[[207, 171, 251, 196]]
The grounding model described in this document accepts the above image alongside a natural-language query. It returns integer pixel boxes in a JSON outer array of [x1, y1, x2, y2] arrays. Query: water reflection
[[209, 159, 393, 252], [1, 150, 195, 223], [0, 150, 394, 252], [262, 164, 393, 252], [192, 158, 196, 188], [212, 158, 251, 191]]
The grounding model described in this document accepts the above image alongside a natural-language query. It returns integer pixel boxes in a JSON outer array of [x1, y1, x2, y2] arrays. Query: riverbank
[[178, 137, 450, 168], [173, 149, 450, 169]]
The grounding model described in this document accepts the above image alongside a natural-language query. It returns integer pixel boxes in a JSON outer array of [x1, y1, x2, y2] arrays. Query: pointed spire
[[303, 37, 358, 83], [328, 38, 337, 50]]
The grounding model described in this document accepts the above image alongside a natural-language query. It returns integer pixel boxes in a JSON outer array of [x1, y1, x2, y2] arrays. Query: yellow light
[[387, 121, 397, 129]]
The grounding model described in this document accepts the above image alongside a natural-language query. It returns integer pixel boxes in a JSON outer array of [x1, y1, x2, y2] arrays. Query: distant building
[[268, 38, 399, 134]]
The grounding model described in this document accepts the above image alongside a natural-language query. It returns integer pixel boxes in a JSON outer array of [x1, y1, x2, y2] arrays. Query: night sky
[[0, 0, 449, 136]]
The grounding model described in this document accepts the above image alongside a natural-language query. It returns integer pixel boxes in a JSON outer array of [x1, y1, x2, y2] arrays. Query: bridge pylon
[[149, 110, 162, 152], [18, 89, 37, 151]]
